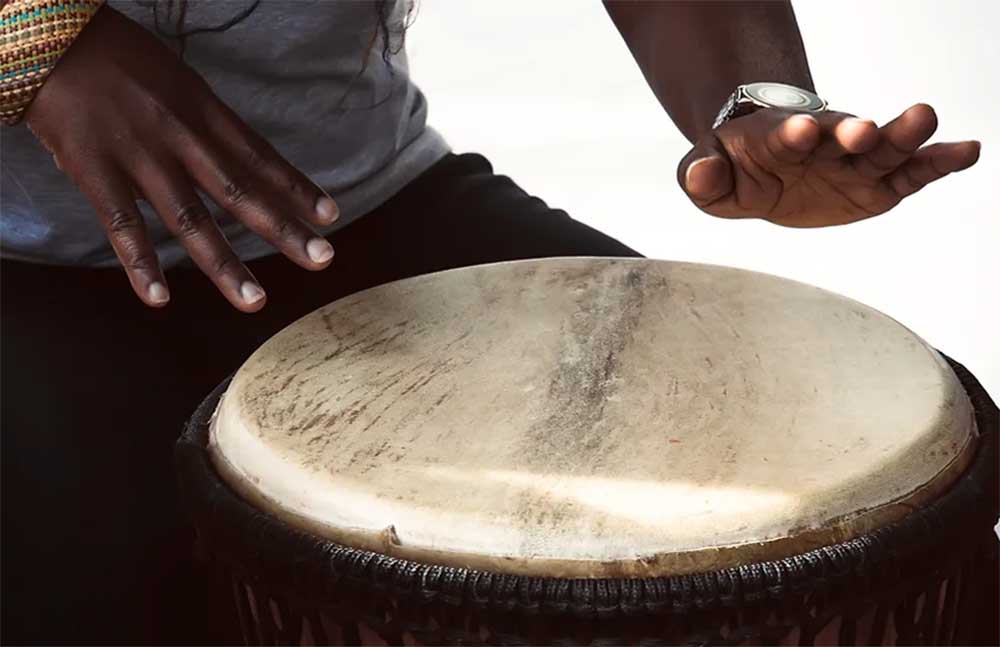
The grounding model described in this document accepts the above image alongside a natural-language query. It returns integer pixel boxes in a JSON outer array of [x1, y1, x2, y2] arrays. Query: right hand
[[25, 7, 340, 312]]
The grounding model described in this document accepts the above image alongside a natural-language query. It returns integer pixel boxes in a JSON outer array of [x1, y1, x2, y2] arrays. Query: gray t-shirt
[[0, 0, 448, 268]]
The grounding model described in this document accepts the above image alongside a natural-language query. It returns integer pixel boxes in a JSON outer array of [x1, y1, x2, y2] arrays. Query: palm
[[764, 156, 900, 227], [681, 104, 980, 227]]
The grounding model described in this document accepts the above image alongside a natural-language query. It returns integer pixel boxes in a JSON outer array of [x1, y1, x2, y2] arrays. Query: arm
[[604, 0, 814, 143], [604, 1, 980, 227]]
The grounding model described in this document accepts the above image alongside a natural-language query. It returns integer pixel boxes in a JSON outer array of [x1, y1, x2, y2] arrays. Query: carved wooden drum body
[[177, 258, 998, 645]]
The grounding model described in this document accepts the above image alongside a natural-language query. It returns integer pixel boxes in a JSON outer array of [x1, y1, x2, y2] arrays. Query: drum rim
[[175, 354, 998, 618]]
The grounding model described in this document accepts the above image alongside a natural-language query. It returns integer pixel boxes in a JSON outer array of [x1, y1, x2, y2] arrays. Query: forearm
[[604, 0, 815, 142]]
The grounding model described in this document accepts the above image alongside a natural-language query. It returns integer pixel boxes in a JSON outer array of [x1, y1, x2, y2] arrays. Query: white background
[[407, 0, 999, 397]]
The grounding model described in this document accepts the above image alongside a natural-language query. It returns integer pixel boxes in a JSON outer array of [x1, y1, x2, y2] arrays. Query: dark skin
[[25, 7, 339, 312], [605, 1, 981, 227], [25, 2, 981, 310]]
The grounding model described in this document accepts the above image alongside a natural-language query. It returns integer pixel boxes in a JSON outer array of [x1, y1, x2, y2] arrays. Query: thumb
[[677, 135, 733, 206]]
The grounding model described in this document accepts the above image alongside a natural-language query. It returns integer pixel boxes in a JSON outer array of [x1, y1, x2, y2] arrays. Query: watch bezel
[[743, 82, 826, 112], [712, 82, 827, 130]]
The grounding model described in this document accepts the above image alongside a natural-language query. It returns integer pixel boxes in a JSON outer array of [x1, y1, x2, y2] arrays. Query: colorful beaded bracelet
[[1, 0, 105, 125]]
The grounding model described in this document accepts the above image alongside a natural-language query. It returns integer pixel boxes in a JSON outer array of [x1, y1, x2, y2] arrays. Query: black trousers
[[0, 153, 640, 644]]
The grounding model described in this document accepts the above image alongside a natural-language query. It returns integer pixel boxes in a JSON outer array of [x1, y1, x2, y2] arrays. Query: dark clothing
[[1, 153, 640, 644]]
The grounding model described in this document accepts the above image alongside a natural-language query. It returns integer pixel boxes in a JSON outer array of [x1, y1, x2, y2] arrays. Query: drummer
[[0, 0, 981, 643]]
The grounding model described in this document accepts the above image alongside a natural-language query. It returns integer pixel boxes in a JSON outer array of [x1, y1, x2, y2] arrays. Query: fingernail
[[685, 157, 724, 196], [315, 196, 339, 224], [685, 158, 711, 190], [306, 237, 334, 264], [786, 113, 820, 132], [240, 281, 265, 305], [967, 140, 982, 164], [148, 281, 170, 305]]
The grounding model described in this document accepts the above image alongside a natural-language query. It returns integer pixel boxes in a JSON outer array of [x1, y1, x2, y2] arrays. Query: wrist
[[0, 0, 106, 126]]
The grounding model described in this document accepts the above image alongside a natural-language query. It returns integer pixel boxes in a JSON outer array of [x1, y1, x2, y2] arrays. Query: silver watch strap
[[712, 91, 741, 130]]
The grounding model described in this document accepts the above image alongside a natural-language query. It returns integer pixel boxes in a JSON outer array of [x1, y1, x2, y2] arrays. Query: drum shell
[[176, 357, 999, 646]]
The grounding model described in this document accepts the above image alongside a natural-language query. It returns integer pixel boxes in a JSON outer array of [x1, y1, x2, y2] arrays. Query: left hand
[[677, 104, 980, 227]]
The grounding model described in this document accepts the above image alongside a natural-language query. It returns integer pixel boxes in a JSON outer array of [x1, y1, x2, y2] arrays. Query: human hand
[[677, 104, 980, 227], [25, 7, 339, 311]]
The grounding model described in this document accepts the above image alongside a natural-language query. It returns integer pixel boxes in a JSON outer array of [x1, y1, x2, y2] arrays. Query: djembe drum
[[177, 258, 998, 646]]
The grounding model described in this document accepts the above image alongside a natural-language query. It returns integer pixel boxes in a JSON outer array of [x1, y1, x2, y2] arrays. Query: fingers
[[79, 167, 170, 307], [678, 134, 733, 206], [754, 110, 878, 163], [854, 103, 939, 178], [810, 112, 879, 158], [886, 141, 981, 198], [763, 113, 822, 164], [203, 101, 340, 228], [723, 109, 877, 166], [180, 141, 335, 272], [683, 111, 824, 218], [135, 162, 269, 312]]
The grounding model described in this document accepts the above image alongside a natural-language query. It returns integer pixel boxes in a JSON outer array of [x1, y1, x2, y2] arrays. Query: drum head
[[210, 258, 977, 577]]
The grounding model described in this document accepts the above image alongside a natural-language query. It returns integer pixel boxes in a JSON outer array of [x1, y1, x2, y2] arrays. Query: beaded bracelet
[[0, 0, 105, 125]]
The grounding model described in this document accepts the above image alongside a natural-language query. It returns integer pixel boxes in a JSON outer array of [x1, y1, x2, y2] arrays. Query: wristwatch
[[712, 82, 827, 130]]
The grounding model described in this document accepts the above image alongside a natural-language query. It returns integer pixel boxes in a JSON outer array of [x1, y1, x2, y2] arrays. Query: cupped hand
[[25, 7, 339, 311], [677, 104, 980, 227]]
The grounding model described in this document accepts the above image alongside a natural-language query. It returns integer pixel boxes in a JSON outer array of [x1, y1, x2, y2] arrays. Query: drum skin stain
[[511, 263, 664, 531], [527, 265, 656, 458], [253, 313, 476, 473], [300, 414, 326, 432]]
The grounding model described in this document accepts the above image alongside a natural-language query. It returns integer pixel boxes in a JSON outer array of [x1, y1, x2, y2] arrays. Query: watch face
[[744, 82, 825, 111]]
